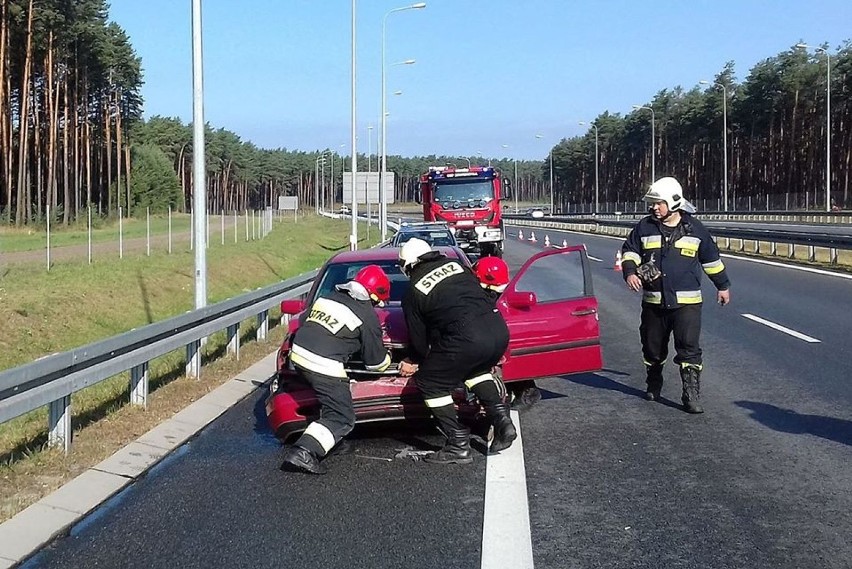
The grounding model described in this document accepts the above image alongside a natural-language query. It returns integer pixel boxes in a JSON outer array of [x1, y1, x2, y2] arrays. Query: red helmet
[[474, 257, 510, 287], [354, 265, 391, 304]]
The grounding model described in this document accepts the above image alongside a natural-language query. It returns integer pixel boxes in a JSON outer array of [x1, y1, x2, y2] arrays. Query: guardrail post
[[830, 248, 838, 265], [186, 339, 202, 379], [754, 240, 760, 254], [130, 363, 149, 408], [788, 243, 795, 259], [808, 246, 815, 262], [770, 241, 777, 256], [48, 395, 71, 453], [227, 323, 241, 359], [257, 310, 269, 341]]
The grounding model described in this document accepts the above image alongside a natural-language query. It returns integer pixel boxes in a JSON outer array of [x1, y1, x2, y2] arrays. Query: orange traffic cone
[[614, 251, 623, 271], [518, 229, 524, 241], [562, 239, 568, 248], [544, 234, 551, 248], [529, 231, 537, 243]]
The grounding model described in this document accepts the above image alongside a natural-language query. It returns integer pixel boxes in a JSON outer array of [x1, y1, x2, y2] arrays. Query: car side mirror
[[504, 290, 536, 309], [280, 299, 306, 315], [502, 177, 512, 201]]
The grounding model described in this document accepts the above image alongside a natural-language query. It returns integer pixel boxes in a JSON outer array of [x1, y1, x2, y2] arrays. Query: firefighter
[[280, 265, 392, 475], [398, 238, 516, 463], [474, 256, 542, 410], [621, 177, 731, 413]]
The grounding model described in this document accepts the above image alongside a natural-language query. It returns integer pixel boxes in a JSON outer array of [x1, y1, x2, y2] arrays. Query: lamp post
[[700, 80, 729, 211], [632, 105, 655, 183], [191, 0, 207, 313], [381, 3, 425, 241], [797, 43, 831, 212], [535, 134, 554, 215], [315, 152, 328, 214], [578, 122, 600, 214], [501, 144, 518, 213]]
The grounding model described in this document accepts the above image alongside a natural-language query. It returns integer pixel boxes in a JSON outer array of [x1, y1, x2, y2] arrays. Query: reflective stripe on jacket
[[621, 213, 730, 309]]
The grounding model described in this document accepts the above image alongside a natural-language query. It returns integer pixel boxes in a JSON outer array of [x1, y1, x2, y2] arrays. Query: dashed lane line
[[741, 313, 821, 343], [481, 410, 534, 569]]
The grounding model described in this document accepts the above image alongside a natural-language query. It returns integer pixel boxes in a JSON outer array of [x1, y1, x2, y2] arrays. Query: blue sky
[[109, 1, 850, 160]]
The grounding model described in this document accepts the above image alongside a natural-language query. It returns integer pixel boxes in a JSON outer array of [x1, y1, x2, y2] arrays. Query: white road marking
[[481, 410, 534, 569], [588, 255, 603, 262], [741, 313, 821, 343]]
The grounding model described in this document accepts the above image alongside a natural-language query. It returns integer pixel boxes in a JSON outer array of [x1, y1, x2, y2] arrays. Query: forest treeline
[[0, 0, 848, 225]]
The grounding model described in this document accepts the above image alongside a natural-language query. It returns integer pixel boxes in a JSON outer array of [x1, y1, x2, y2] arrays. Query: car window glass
[[514, 251, 586, 302], [316, 260, 409, 302]]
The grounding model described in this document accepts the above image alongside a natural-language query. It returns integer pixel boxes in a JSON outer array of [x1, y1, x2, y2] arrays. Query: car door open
[[499, 246, 603, 381]]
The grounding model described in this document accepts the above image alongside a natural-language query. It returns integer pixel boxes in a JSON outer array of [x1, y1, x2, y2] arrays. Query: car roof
[[397, 223, 451, 232], [329, 246, 465, 264]]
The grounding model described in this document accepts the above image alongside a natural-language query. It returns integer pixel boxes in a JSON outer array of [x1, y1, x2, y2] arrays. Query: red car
[[266, 245, 602, 441]]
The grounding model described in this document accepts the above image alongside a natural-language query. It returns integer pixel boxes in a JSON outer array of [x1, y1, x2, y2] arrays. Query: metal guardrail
[[0, 270, 318, 453], [504, 215, 852, 266], [542, 210, 852, 224]]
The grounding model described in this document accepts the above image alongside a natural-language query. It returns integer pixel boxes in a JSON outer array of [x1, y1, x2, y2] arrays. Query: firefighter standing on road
[[280, 265, 392, 475], [621, 177, 731, 413], [398, 239, 516, 463]]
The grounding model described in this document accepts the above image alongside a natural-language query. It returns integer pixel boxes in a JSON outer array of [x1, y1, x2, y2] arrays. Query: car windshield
[[434, 180, 493, 204], [395, 230, 455, 247], [315, 260, 409, 303]]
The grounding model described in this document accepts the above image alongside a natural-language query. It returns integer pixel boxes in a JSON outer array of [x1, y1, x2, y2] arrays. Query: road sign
[[342, 172, 395, 205]]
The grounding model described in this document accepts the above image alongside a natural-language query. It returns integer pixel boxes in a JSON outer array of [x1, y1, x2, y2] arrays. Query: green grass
[[0, 214, 380, 372]]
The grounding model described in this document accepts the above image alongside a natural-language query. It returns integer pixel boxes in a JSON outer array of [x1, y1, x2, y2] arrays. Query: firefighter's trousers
[[292, 366, 354, 458], [639, 303, 703, 368], [413, 310, 509, 433]]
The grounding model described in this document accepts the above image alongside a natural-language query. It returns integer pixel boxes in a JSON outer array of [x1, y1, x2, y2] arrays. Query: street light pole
[[633, 105, 655, 182], [191, 0, 206, 311], [700, 80, 729, 211], [381, 3, 425, 242], [796, 43, 831, 212], [535, 133, 554, 215], [579, 122, 600, 214]]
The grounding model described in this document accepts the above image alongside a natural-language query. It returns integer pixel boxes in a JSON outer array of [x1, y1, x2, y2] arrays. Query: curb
[[0, 352, 277, 568]]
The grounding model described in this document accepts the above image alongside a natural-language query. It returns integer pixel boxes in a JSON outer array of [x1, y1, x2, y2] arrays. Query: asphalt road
[[24, 227, 852, 569]]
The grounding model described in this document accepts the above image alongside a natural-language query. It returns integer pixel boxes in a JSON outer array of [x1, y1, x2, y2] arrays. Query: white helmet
[[399, 237, 432, 274], [643, 177, 685, 211]]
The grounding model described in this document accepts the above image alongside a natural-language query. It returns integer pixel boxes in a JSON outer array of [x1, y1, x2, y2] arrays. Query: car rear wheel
[[509, 381, 541, 411]]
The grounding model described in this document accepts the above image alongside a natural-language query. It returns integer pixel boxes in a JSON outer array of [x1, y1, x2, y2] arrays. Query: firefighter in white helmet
[[621, 177, 731, 413], [397, 238, 515, 462]]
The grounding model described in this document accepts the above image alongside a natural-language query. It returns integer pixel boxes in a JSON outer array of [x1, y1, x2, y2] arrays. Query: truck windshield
[[433, 180, 494, 205]]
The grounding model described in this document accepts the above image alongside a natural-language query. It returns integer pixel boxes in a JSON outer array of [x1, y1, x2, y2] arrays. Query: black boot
[[487, 402, 517, 454], [645, 364, 664, 401], [280, 445, 328, 475], [425, 427, 473, 464], [680, 366, 704, 414]]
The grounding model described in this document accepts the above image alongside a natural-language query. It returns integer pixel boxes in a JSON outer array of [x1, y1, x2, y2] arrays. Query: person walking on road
[[398, 238, 516, 463], [280, 265, 392, 475], [621, 177, 731, 413]]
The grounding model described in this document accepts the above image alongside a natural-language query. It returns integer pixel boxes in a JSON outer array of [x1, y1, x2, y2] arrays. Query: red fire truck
[[416, 166, 511, 258]]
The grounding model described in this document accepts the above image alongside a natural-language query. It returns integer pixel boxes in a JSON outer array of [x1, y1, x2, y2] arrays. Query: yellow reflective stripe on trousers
[[623, 252, 642, 264], [424, 395, 454, 408], [643, 291, 662, 304], [290, 344, 347, 378], [303, 421, 336, 453], [680, 362, 703, 371], [465, 373, 494, 389], [702, 259, 725, 275], [641, 235, 662, 249], [643, 359, 666, 367], [676, 290, 703, 304]]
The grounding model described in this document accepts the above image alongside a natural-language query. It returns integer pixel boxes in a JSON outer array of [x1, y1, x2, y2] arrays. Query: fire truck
[[416, 166, 511, 258]]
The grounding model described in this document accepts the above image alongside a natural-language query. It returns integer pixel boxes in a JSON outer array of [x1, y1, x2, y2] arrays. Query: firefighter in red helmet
[[280, 265, 392, 475], [474, 256, 511, 303]]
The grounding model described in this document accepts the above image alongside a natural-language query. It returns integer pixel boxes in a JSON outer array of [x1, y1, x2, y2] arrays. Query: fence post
[[257, 310, 269, 341], [186, 340, 202, 379]]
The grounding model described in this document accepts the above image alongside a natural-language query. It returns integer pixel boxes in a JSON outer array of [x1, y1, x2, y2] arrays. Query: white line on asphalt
[[741, 313, 821, 343], [588, 255, 603, 262], [481, 410, 534, 569]]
